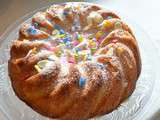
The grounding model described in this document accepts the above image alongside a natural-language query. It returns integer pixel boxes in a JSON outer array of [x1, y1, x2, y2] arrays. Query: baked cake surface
[[8, 2, 141, 120]]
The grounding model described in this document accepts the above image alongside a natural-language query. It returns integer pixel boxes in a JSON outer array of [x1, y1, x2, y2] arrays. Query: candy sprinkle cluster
[[43, 28, 99, 64], [32, 3, 123, 74], [31, 3, 124, 89]]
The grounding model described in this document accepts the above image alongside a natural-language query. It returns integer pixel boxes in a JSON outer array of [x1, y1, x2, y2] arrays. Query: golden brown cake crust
[[8, 2, 141, 120]]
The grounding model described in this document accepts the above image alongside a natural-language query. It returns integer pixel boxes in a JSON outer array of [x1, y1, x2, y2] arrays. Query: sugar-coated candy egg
[[87, 11, 103, 25]]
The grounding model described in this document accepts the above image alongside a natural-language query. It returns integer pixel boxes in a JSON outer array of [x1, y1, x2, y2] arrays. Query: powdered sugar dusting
[[40, 57, 60, 77]]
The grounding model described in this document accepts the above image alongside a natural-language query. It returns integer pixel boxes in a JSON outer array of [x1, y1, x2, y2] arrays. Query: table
[[0, 0, 160, 120]]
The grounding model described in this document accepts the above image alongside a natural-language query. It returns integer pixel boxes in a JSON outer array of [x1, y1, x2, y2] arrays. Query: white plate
[[0, 3, 158, 120]]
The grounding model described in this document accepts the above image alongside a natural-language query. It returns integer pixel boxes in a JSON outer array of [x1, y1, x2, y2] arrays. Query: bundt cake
[[8, 2, 141, 120]]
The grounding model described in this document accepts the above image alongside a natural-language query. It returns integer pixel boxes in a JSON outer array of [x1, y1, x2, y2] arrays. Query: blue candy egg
[[87, 54, 92, 61], [54, 24, 61, 30], [63, 37, 71, 43], [74, 47, 81, 52], [27, 26, 37, 35], [63, 11, 69, 16], [48, 56, 55, 61], [79, 77, 86, 88], [107, 16, 113, 19], [59, 29, 65, 34], [65, 41, 72, 47], [96, 63, 105, 70]]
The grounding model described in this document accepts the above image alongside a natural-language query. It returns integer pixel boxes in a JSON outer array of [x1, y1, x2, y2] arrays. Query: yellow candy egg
[[56, 51, 62, 57], [32, 47, 38, 54], [52, 29, 59, 35], [74, 53, 79, 62], [89, 40, 96, 48], [117, 47, 124, 54], [34, 65, 41, 72], [78, 35, 83, 42], [37, 60, 49, 69], [59, 34, 66, 38], [102, 20, 112, 29], [35, 59, 50, 72], [96, 31, 104, 39], [23, 39, 29, 42], [76, 5, 81, 11]]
